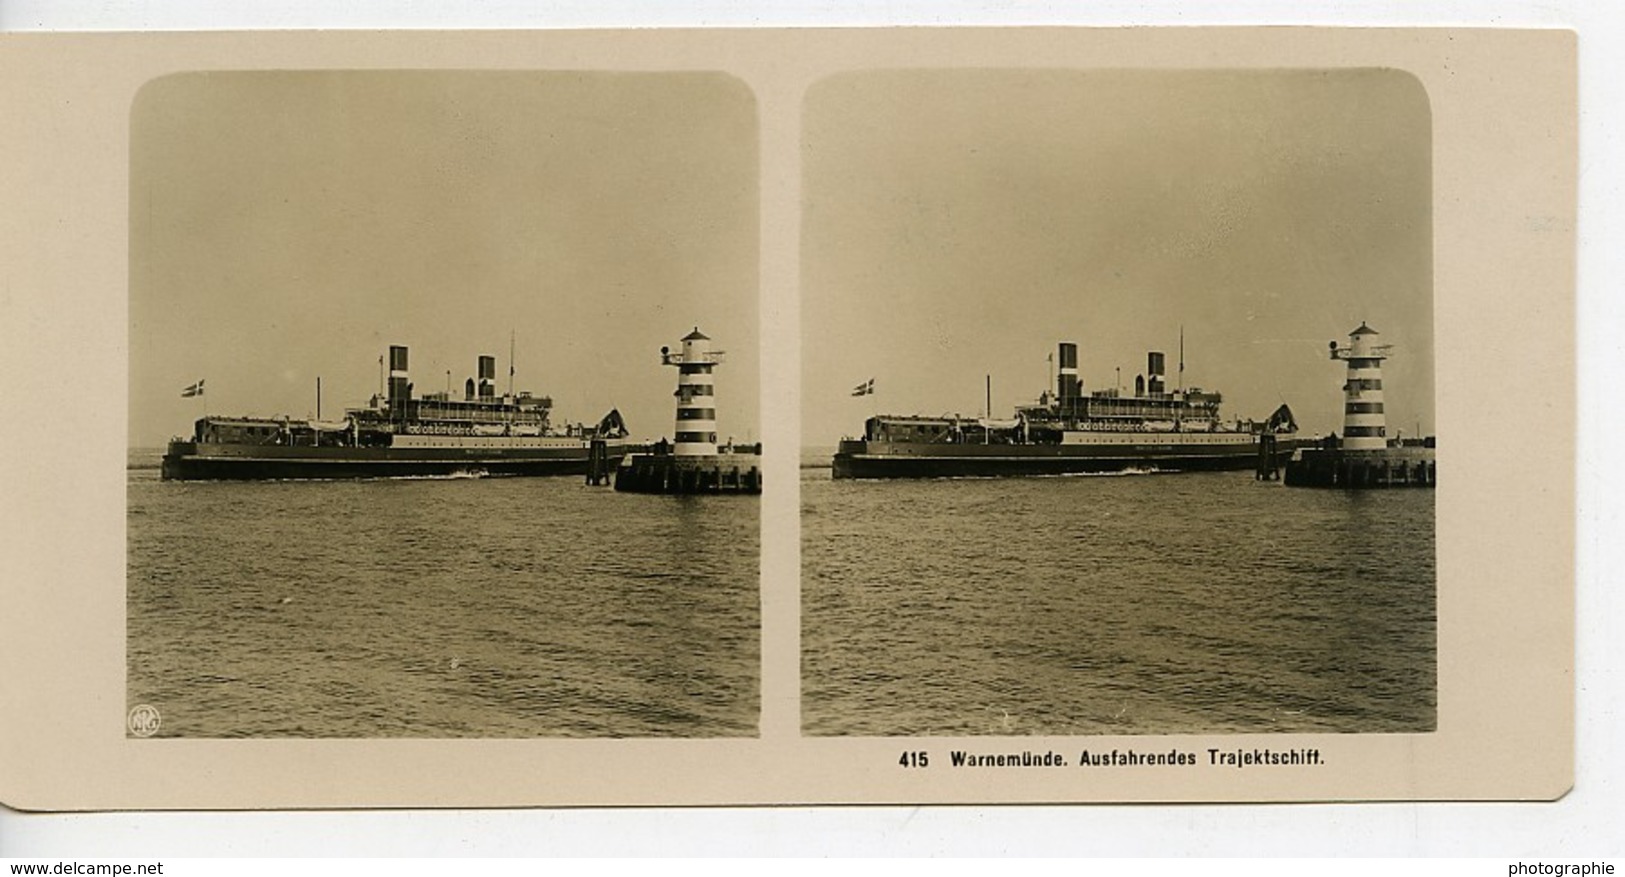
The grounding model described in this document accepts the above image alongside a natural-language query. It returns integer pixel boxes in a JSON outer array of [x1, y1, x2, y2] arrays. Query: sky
[[802, 68, 1434, 446], [129, 70, 758, 447]]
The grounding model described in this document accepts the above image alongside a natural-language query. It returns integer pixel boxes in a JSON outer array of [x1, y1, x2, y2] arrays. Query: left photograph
[[127, 71, 761, 737]]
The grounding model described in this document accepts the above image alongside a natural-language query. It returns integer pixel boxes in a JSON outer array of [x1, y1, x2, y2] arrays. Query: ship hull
[[831, 437, 1295, 479], [161, 440, 639, 481]]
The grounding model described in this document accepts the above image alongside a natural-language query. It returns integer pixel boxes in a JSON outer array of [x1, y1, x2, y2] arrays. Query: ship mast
[[506, 331, 516, 427], [1175, 326, 1184, 431], [1178, 325, 1185, 394], [985, 374, 992, 444], [1046, 351, 1053, 406]]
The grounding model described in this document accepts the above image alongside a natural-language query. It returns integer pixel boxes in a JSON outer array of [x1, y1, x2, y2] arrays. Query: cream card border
[[0, 27, 1574, 809]]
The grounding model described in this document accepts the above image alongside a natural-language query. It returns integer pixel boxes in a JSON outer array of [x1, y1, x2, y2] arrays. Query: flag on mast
[[851, 378, 875, 397], [181, 379, 205, 398]]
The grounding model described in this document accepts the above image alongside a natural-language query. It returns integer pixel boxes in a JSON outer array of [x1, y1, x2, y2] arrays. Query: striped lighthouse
[[1331, 322, 1389, 451], [1287, 321, 1433, 488], [615, 326, 759, 494], [664, 327, 725, 457]]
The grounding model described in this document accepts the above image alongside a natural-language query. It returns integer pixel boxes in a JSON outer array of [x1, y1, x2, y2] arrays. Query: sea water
[[128, 447, 1432, 739], [800, 449, 1435, 736], [126, 449, 759, 737]]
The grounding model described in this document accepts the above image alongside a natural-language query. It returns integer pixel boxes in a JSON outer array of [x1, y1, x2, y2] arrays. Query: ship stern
[[160, 440, 197, 480], [831, 439, 868, 479]]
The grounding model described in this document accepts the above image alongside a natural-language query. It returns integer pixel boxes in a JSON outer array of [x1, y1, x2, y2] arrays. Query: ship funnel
[[478, 355, 496, 400], [1057, 342, 1081, 401], [1147, 351, 1166, 396], [388, 345, 410, 407]]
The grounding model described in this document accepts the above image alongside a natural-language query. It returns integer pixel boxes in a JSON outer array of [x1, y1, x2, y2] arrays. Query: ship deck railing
[[350, 409, 550, 426]]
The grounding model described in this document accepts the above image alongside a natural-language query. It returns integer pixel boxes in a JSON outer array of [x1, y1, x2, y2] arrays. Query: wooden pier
[[613, 452, 763, 495], [1284, 442, 1436, 489]]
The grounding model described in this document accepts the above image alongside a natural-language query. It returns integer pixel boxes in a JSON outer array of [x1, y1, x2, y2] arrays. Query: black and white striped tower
[[1331, 322, 1389, 451], [664, 327, 725, 457]]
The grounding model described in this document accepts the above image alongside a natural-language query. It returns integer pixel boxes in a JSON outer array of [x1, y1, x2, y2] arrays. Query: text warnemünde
[[945, 748, 1324, 768]]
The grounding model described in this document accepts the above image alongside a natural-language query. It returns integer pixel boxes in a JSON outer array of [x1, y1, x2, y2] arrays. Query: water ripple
[[802, 464, 1434, 736], [127, 458, 759, 738]]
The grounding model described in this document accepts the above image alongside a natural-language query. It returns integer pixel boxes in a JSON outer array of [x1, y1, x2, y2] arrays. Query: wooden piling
[[1284, 444, 1436, 489], [585, 438, 611, 486], [613, 452, 763, 495], [1255, 434, 1281, 481]]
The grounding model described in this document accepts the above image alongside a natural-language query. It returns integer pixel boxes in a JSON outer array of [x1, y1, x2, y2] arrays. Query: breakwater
[[614, 450, 763, 495], [1285, 442, 1436, 489]]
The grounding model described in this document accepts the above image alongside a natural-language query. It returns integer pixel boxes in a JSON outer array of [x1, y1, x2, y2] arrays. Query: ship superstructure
[[832, 339, 1297, 479], [161, 343, 633, 480]]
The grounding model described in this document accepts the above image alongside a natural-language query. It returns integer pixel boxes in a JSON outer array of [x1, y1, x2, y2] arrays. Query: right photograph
[[801, 69, 1436, 736]]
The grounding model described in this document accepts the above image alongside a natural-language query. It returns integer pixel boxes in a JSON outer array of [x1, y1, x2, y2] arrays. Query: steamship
[[832, 341, 1299, 479], [161, 345, 635, 481]]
